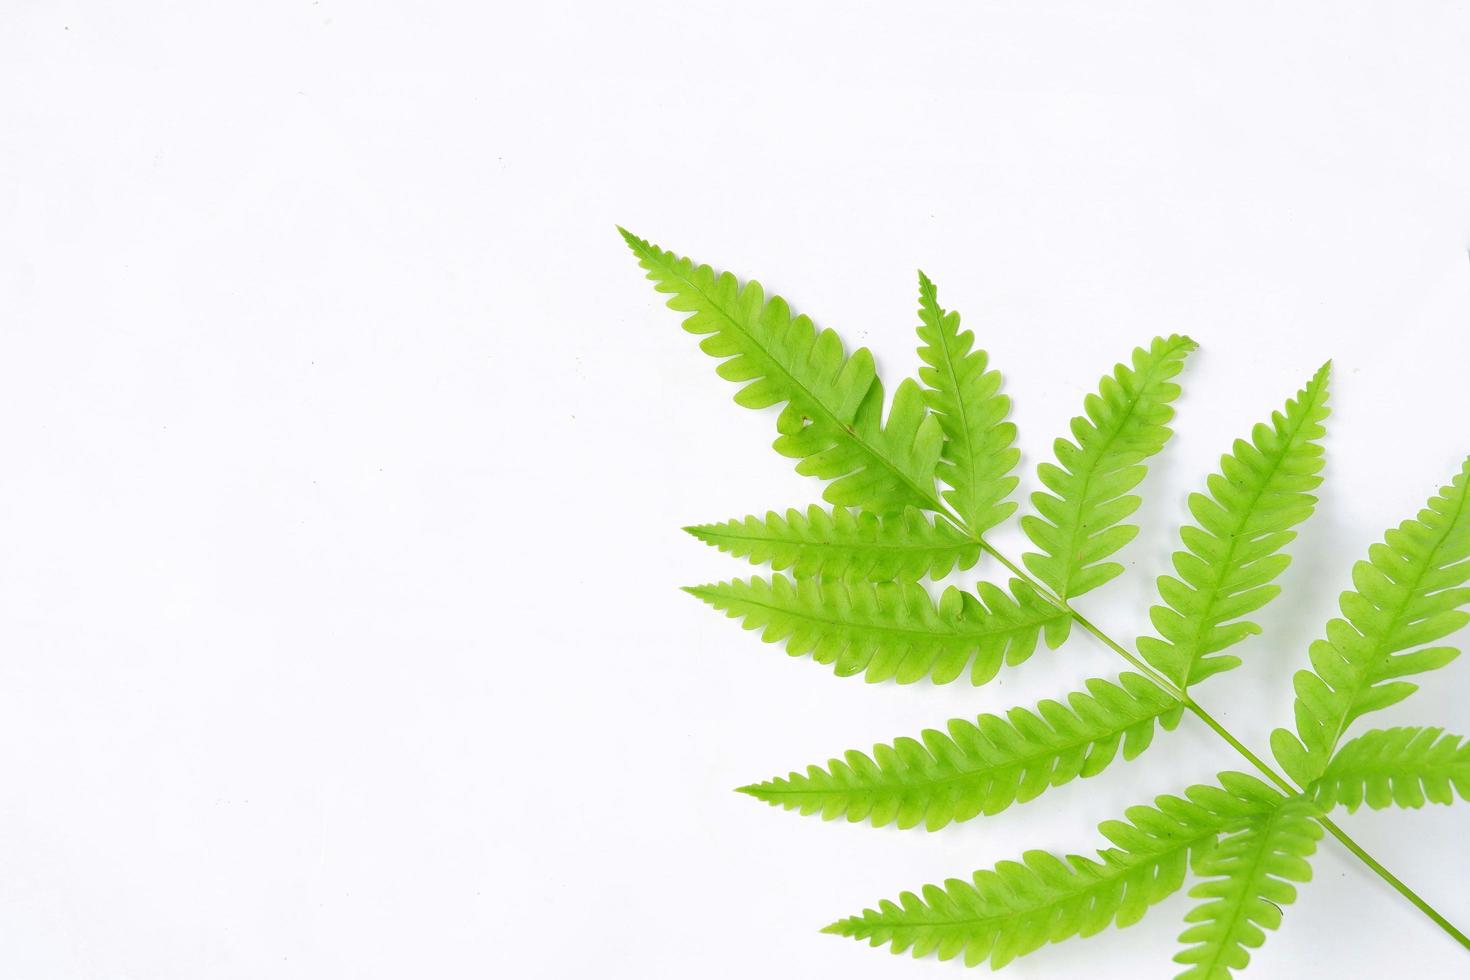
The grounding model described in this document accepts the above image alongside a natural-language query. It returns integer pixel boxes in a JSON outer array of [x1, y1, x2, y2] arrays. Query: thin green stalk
[[1318, 818, 1470, 950]]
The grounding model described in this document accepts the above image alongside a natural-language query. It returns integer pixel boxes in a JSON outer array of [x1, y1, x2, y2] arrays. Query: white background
[[3, 2, 1470, 977]]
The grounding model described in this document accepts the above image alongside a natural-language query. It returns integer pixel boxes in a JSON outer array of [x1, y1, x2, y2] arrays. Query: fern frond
[[823, 773, 1285, 970], [1021, 336, 1196, 600], [1174, 799, 1322, 980], [1139, 364, 1331, 689], [1271, 457, 1470, 785], [685, 575, 1072, 684], [621, 229, 943, 514], [684, 505, 979, 583], [739, 672, 1182, 830], [1311, 727, 1470, 812], [915, 272, 1019, 535]]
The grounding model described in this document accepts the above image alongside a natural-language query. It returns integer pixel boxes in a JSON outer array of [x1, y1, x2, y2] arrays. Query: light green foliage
[[1174, 800, 1322, 980], [915, 272, 1019, 534], [623, 229, 1470, 977], [1312, 727, 1470, 812], [1271, 457, 1470, 785], [823, 774, 1287, 970], [1139, 365, 1332, 688], [685, 505, 978, 582], [621, 229, 943, 515], [684, 575, 1071, 685], [739, 672, 1182, 829], [1020, 335, 1195, 600]]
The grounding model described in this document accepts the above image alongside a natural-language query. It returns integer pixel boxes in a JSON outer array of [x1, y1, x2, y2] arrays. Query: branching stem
[[958, 521, 1470, 951]]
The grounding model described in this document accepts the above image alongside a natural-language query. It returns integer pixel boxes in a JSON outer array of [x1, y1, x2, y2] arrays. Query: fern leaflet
[[739, 672, 1183, 829], [1139, 365, 1331, 688], [915, 272, 1019, 535], [1311, 726, 1470, 812], [1271, 457, 1470, 785], [823, 773, 1287, 970], [1174, 799, 1322, 980], [684, 575, 1072, 684], [684, 505, 978, 582], [1021, 335, 1196, 600], [621, 229, 943, 515]]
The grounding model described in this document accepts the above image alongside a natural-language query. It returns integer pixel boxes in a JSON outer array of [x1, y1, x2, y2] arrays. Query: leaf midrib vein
[[1047, 338, 1190, 598], [762, 703, 1173, 796], [1323, 475, 1470, 755], [857, 836, 1207, 931], [707, 590, 1069, 640], [927, 308, 983, 522], [1174, 386, 1323, 685], [698, 529, 972, 555], [1193, 809, 1287, 977]]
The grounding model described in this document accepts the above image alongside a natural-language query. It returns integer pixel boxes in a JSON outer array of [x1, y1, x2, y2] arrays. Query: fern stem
[[968, 528, 1470, 949], [1186, 701, 1295, 793], [978, 542, 1190, 698], [1316, 818, 1470, 950]]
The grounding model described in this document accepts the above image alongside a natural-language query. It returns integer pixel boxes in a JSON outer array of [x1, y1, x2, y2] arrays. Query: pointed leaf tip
[[616, 225, 648, 251], [916, 269, 940, 308], [626, 235, 946, 515]]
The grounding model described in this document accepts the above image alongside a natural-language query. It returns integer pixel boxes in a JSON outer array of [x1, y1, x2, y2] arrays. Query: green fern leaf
[[685, 575, 1072, 684], [1311, 727, 1470, 812], [739, 672, 1183, 830], [621, 229, 944, 514], [628, 236, 1470, 971], [1271, 457, 1470, 785], [1021, 335, 1196, 600], [1174, 799, 1322, 980], [1139, 364, 1332, 689], [684, 505, 979, 583], [823, 773, 1285, 970], [915, 272, 1019, 534]]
